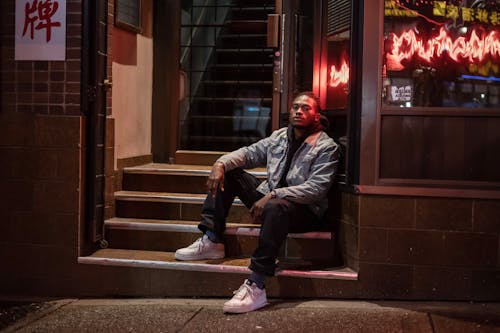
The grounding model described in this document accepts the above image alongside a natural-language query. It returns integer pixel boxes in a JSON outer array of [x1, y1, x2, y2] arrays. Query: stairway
[[78, 163, 357, 297], [180, 0, 275, 151]]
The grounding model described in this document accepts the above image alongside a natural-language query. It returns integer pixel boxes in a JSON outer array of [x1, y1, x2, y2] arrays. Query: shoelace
[[187, 236, 204, 250], [196, 236, 206, 252], [232, 283, 252, 300]]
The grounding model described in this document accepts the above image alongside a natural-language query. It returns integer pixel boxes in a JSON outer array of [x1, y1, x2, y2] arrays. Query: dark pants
[[198, 168, 321, 276]]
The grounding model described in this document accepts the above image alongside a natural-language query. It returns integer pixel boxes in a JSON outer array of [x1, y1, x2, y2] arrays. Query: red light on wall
[[387, 27, 500, 70], [329, 60, 349, 87]]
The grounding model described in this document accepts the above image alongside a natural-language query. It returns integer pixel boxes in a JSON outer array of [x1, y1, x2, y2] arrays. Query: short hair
[[293, 91, 321, 112]]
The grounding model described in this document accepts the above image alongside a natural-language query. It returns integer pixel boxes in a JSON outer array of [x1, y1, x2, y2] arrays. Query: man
[[175, 91, 339, 313]]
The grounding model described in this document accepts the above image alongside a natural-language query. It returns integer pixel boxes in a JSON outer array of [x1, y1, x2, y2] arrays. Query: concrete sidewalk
[[3, 298, 500, 333]]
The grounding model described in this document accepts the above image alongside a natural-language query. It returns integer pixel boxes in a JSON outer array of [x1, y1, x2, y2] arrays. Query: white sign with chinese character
[[15, 0, 66, 60]]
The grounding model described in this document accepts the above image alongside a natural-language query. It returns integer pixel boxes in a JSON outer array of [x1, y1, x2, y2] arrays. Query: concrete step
[[114, 191, 254, 223], [122, 164, 266, 193], [105, 217, 335, 260], [231, 7, 275, 20], [78, 248, 357, 281], [219, 33, 268, 49], [224, 20, 267, 34], [215, 48, 273, 66], [232, 0, 276, 7], [108, 162, 351, 297], [122, 163, 266, 194]]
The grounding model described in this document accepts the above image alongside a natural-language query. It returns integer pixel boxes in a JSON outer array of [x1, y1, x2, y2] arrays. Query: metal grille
[[328, 0, 351, 36]]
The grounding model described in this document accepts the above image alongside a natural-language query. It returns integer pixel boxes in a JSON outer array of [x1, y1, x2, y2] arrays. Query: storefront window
[[383, 0, 500, 108], [325, 0, 351, 110], [326, 37, 350, 109]]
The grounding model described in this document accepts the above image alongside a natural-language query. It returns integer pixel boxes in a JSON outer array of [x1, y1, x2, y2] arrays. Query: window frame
[[115, 0, 142, 34]]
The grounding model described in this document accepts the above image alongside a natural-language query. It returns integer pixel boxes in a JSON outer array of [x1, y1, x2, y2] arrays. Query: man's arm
[[206, 131, 278, 196], [216, 130, 281, 172]]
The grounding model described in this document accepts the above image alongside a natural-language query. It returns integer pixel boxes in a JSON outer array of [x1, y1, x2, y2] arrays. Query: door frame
[[82, 0, 108, 249], [152, 0, 180, 163]]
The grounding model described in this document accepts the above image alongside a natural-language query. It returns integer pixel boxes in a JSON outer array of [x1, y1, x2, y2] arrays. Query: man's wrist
[[215, 161, 225, 170], [270, 190, 277, 199]]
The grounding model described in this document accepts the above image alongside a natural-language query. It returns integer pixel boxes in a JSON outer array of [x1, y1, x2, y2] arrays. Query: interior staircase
[[78, 162, 357, 297], [180, 0, 275, 151]]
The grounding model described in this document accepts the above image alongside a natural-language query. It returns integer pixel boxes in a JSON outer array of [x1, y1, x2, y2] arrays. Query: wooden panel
[[380, 116, 500, 182], [442, 117, 465, 179], [379, 116, 402, 177], [358, 0, 383, 185], [486, 118, 500, 181], [464, 118, 488, 181], [422, 116, 442, 179]]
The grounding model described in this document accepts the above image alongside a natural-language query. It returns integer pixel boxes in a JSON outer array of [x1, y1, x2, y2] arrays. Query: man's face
[[289, 95, 320, 129]]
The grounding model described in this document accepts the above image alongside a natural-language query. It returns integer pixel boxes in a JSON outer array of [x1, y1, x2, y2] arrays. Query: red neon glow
[[329, 60, 350, 87], [387, 27, 500, 70]]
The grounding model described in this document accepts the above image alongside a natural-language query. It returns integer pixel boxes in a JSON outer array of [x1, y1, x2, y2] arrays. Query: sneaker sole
[[174, 252, 225, 261], [223, 301, 268, 314]]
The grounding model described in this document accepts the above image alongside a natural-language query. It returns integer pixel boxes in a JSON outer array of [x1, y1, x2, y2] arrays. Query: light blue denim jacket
[[217, 127, 339, 218]]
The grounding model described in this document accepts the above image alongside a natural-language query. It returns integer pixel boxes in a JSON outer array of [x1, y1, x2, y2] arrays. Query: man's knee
[[262, 199, 292, 220], [223, 168, 243, 184]]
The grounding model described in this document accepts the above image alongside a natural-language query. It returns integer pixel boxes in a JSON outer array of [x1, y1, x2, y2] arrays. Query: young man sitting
[[175, 91, 339, 313]]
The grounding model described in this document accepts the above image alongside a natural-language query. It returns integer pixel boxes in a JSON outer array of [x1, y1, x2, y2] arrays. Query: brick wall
[[352, 194, 500, 300], [0, 0, 86, 294]]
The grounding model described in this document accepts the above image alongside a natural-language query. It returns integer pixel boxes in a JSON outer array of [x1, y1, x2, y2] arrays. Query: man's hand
[[249, 193, 273, 222], [206, 162, 225, 197]]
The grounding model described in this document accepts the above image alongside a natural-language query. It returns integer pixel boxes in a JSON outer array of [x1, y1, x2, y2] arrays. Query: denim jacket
[[217, 127, 339, 218]]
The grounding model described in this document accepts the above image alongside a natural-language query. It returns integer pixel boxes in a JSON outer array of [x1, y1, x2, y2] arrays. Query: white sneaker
[[175, 234, 225, 261], [223, 279, 268, 313]]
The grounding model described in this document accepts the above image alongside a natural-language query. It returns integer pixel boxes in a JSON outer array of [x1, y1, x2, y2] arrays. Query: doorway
[[152, 0, 325, 161]]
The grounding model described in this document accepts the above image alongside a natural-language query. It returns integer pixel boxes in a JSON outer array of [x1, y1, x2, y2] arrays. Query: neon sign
[[385, 0, 500, 26], [329, 60, 349, 87], [386, 27, 500, 70]]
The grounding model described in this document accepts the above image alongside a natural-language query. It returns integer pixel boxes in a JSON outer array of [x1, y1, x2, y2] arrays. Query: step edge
[[123, 167, 267, 178], [114, 191, 244, 206], [215, 48, 273, 52], [221, 33, 268, 38], [226, 20, 268, 23], [202, 80, 273, 84], [78, 256, 251, 274], [276, 269, 358, 281], [77, 256, 356, 280], [105, 219, 333, 239], [231, 7, 276, 11]]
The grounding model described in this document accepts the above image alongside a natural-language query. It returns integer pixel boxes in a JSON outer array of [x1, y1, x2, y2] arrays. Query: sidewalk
[[2, 298, 500, 332]]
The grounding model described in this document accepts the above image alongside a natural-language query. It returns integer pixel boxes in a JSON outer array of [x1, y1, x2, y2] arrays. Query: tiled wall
[[1, 1, 83, 115], [0, 0, 86, 294], [340, 193, 500, 300], [0, 112, 84, 294]]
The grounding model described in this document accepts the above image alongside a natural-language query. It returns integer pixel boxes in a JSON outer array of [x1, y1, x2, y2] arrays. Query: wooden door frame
[[152, 0, 180, 163]]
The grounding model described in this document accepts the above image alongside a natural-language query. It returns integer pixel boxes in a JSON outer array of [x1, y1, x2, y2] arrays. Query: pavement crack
[[176, 306, 204, 333], [427, 312, 436, 333], [4, 299, 78, 333]]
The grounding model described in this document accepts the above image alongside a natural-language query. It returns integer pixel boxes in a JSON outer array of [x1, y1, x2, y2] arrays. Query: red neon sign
[[329, 60, 350, 87], [387, 27, 500, 70]]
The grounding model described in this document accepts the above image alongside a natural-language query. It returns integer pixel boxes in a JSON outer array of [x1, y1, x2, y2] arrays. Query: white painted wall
[[113, 34, 153, 167]]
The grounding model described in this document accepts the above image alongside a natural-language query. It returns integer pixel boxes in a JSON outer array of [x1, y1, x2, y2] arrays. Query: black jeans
[[198, 168, 321, 276]]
